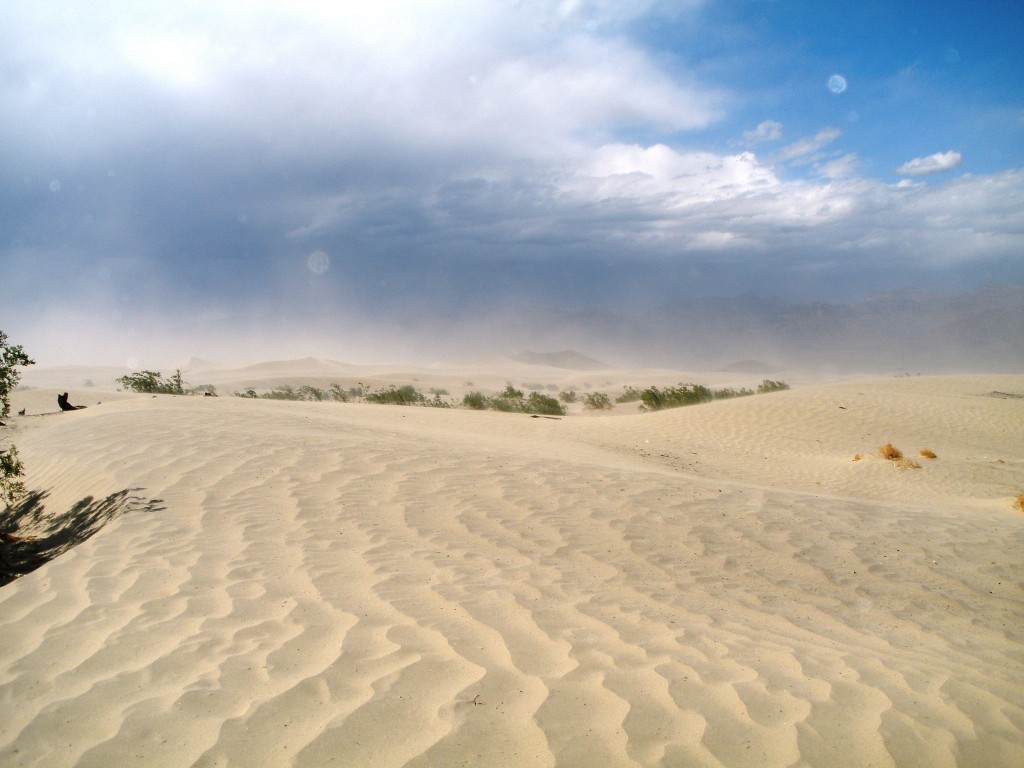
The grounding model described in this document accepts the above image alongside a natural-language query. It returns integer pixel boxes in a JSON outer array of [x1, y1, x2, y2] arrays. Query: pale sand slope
[[0, 375, 1021, 767]]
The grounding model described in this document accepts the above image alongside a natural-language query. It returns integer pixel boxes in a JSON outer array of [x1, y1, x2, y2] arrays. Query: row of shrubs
[[632, 380, 787, 411], [119, 370, 788, 416], [234, 383, 366, 402], [462, 386, 565, 416], [601, 379, 789, 412]]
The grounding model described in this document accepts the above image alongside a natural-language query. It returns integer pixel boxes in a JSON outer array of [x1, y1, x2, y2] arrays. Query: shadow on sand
[[0, 488, 165, 586]]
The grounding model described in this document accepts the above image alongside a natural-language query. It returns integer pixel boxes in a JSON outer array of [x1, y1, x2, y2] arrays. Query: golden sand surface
[[1, 367, 1022, 767]]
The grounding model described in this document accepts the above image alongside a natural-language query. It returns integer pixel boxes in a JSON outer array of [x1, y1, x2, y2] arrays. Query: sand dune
[[1, 371, 1022, 766]]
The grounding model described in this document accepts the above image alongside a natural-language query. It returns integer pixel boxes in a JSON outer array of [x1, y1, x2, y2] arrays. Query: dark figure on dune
[[57, 393, 86, 412]]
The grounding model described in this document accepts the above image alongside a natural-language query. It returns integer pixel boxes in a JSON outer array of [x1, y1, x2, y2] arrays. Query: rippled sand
[[1, 372, 1022, 767]]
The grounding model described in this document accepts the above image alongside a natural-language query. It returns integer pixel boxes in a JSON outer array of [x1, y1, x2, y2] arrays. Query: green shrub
[[234, 388, 258, 399], [117, 369, 185, 395], [297, 385, 325, 401], [1, 331, 34, 506], [758, 379, 790, 394], [490, 385, 526, 412], [365, 385, 425, 406], [526, 392, 565, 416], [262, 385, 299, 400], [329, 384, 348, 402], [0, 445, 26, 508], [462, 391, 488, 410], [489, 395, 523, 413], [639, 383, 713, 411], [615, 387, 642, 404], [559, 390, 577, 403], [711, 387, 754, 400], [583, 392, 612, 410]]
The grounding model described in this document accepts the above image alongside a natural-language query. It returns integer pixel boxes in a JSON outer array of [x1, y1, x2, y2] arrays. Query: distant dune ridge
[[510, 350, 610, 370], [1, 363, 1023, 767]]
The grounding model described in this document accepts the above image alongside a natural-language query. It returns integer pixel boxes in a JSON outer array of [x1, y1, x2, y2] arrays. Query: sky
[[2, 0, 1022, 366]]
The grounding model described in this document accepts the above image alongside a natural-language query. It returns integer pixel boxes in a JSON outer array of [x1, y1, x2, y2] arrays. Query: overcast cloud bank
[[2, 1, 1021, 367]]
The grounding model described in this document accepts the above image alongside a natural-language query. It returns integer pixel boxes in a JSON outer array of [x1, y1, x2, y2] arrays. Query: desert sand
[[1, 362, 1022, 767]]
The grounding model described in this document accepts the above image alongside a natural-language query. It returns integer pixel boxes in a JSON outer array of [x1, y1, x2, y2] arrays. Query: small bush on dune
[[460, 387, 565, 415], [919, 449, 937, 459], [118, 369, 185, 395], [583, 392, 612, 410], [489, 394, 523, 413], [712, 387, 755, 400], [490, 385, 526, 413], [640, 383, 713, 411], [526, 392, 565, 416], [1014, 494, 1024, 513], [462, 391, 488, 410], [616, 387, 641, 404], [365, 385, 426, 406], [757, 379, 790, 394], [297, 385, 325, 402], [262, 385, 299, 400], [559, 390, 577, 404]]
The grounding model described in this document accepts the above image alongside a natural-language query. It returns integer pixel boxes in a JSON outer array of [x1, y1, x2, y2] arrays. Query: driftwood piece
[[57, 392, 86, 412]]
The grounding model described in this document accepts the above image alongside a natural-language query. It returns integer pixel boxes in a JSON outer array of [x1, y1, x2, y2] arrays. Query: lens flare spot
[[307, 250, 330, 275], [827, 74, 848, 94]]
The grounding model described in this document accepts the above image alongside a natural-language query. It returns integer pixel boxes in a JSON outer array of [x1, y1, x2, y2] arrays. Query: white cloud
[[567, 143, 778, 210], [816, 153, 860, 179], [743, 120, 783, 143], [774, 128, 842, 164], [0, 1, 720, 169], [896, 150, 963, 177]]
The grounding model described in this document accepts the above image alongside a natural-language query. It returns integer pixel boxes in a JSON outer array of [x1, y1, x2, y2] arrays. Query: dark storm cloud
[[1, 1, 1021, 365]]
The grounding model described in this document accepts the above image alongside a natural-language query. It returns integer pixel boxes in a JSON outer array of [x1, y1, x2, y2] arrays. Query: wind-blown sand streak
[[1, 373, 1022, 767]]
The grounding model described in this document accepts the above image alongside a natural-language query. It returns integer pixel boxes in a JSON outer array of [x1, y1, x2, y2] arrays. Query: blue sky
[[1, 0, 1022, 365]]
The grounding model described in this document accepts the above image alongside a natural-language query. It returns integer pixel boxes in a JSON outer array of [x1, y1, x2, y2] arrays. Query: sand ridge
[[1, 373, 1022, 766]]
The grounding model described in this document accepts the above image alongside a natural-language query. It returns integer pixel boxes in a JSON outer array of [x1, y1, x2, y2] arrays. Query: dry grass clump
[[852, 453, 862, 462], [919, 448, 937, 459], [1015, 494, 1024, 513], [877, 443, 920, 469], [879, 443, 903, 461]]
